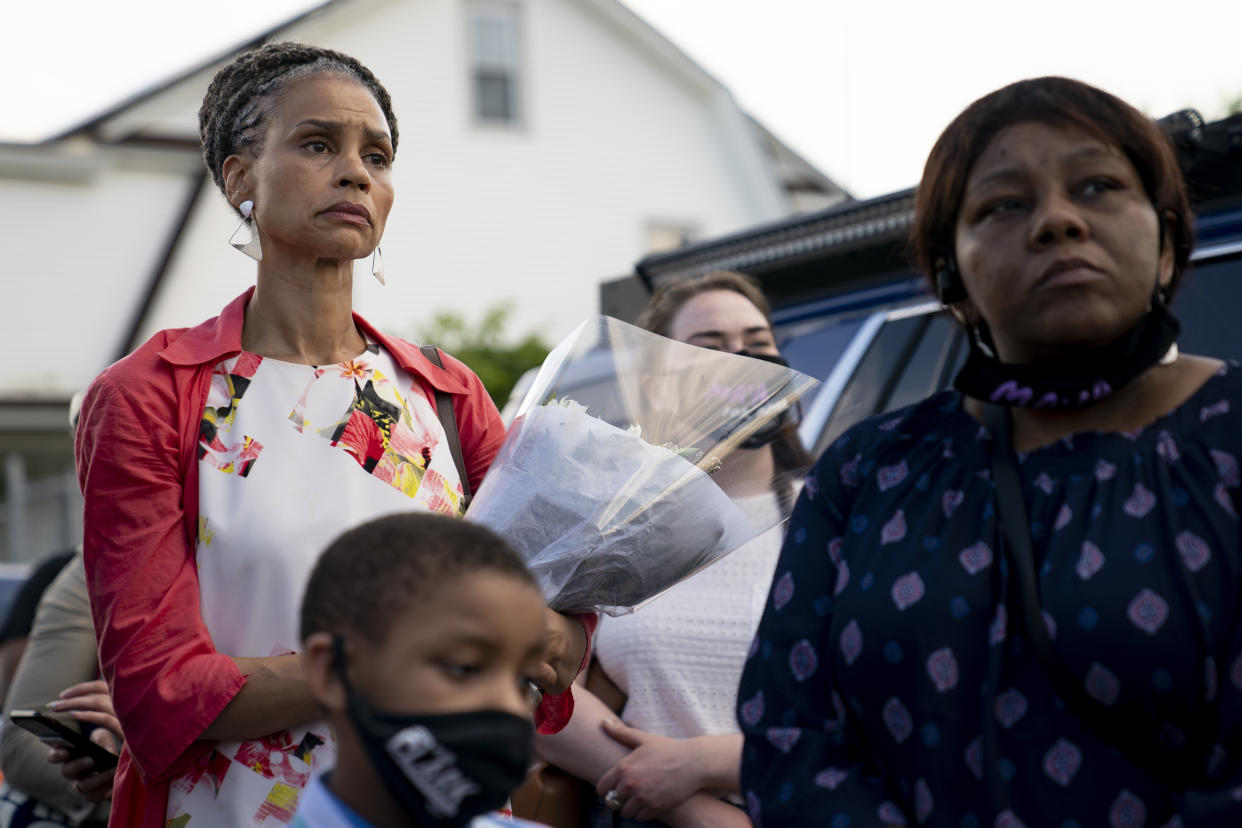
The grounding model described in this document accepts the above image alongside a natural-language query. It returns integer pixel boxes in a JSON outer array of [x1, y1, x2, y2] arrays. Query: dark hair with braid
[[198, 41, 399, 213], [300, 512, 537, 645]]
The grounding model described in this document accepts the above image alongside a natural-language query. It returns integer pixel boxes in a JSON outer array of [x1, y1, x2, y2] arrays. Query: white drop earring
[[371, 245, 385, 285], [229, 200, 263, 261]]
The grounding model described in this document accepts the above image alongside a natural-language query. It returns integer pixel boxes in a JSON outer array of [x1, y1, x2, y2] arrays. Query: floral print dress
[[739, 364, 1242, 827], [167, 344, 466, 828]]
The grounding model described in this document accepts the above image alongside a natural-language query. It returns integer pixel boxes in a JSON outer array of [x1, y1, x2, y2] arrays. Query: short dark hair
[[635, 270, 773, 337], [198, 41, 399, 212], [300, 513, 537, 644], [910, 76, 1193, 300]]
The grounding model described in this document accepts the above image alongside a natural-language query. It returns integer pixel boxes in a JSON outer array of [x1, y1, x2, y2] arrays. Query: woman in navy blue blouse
[[737, 77, 1241, 827]]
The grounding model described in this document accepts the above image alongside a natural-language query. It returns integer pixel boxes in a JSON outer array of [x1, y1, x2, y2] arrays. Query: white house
[[0, 0, 846, 562]]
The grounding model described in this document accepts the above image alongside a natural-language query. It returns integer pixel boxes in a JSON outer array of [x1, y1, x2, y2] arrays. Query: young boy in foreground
[[292, 513, 549, 828]]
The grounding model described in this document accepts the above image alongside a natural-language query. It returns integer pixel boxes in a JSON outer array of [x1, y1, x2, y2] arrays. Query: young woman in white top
[[534, 271, 810, 828]]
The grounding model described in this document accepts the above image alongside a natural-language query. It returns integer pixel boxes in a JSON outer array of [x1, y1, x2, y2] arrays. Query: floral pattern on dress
[[178, 344, 465, 827], [318, 364, 463, 514], [200, 352, 265, 476]]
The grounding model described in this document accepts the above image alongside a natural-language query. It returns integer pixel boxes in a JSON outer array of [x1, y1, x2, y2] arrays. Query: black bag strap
[[420, 345, 472, 509], [984, 403, 1197, 786]]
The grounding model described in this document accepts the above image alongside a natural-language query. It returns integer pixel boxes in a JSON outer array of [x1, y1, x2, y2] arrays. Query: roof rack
[[631, 112, 1242, 310], [636, 188, 914, 294]]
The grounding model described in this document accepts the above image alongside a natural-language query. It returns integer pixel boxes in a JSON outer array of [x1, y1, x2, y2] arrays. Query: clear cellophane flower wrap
[[465, 316, 819, 615]]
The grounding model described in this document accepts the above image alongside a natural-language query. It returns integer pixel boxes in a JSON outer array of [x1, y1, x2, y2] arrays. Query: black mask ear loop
[[1151, 218, 1179, 364], [936, 251, 998, 358], [1154, 212, 1175, 304]]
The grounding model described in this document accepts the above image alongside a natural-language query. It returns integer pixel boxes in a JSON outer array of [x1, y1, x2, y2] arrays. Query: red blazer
[[75, 289, 586, 827]]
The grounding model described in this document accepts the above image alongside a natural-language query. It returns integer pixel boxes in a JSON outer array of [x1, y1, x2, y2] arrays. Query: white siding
[[1, 146, 199, 396], [0, 0, 805, 562], [136, 0, 787, 348]]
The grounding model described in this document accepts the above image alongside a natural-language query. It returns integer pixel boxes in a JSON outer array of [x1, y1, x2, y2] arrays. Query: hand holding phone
[[9, 709, 118, 771]]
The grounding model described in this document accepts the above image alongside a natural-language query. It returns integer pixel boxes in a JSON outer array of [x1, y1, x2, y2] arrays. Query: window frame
[[464, 0, 526, 128]]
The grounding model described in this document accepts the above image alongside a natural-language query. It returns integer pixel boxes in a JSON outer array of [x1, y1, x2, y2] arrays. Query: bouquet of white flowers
[[466, 316, 819, 615]]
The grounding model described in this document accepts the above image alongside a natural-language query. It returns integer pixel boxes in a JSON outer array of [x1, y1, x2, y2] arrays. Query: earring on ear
[[371, 246, 385, 285], [1155, 271, 1172, 306], [967, 319, 997, 360], [969, 326, 997, 359], [229, 200, 263, 261]]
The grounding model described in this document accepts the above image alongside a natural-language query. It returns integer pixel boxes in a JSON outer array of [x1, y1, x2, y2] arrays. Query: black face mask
[[953, 288, 1181, 410], [725, 350, 802, 449], [332, 637, 534, 827]]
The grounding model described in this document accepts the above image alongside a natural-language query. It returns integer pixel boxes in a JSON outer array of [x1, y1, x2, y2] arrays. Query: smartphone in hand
[[9, 709, 118, 771]]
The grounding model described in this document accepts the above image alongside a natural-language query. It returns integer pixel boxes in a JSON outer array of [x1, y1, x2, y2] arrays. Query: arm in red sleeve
[[75, 360, 245, 785]]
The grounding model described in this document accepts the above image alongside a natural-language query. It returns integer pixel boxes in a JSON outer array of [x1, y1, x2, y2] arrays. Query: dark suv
[[606, 112, 1242, 454]]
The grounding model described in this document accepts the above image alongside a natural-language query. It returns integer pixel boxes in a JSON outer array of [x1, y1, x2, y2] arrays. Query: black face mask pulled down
[[953, 291, 1182, 410], [722, 350, 802, 449], [332, 638, 534, 828]]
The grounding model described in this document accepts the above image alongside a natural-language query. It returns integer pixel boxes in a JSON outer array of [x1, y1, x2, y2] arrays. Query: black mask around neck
[[728, 350, 802, 449], [331, 637, 534, 827], [953, 289, 1181, 410]]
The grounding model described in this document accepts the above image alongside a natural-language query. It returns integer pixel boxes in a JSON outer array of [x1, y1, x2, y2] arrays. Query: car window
[[799, 308, 968, 456], [810, 313, 926, 455], [800, 250, 1242, 456], [778, 314, 868, 384], [883, 312, 965, 413], [1170, 252, 1242, 362]]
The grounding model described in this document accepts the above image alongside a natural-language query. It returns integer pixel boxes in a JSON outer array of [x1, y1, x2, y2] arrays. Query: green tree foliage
[[1229, 95, 1242, 116], [416, 306, 550, 408]]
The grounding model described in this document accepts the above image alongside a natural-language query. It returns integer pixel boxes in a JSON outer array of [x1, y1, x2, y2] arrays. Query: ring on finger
[[604, 789, 625, 811]]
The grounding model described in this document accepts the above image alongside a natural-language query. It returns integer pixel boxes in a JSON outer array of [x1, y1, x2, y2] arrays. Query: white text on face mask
[[387, 726, 481, 817]]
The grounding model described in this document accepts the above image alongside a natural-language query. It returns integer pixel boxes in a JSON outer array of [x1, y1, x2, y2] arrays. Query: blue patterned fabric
[[738, 364, 1242, 827]]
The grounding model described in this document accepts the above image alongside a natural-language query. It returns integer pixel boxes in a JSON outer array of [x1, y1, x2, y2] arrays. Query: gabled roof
[[45, 0, 336, 145], [33, 0, 843, 200], [38, 0, 724, 146], [746, 115, 849, 204], [1, 0, 850, 404]]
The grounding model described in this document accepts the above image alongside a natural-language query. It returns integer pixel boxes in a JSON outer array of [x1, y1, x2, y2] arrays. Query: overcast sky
[[5, 0, 1241, 197]]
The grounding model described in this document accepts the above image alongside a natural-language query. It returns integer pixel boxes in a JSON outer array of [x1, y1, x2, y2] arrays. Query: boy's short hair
[[300, 512, 538, 643]]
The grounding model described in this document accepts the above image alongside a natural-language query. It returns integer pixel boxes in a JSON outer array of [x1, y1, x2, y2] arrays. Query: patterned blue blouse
[[738, 364, 1242, 827]]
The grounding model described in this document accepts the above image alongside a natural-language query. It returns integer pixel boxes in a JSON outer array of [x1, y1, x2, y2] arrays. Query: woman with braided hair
[[74, 42, 590, 828]]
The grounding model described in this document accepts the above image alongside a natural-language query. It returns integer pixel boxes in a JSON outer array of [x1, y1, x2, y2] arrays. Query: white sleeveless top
[[167, 344, 465, 827], [592, 491, 786, 738]]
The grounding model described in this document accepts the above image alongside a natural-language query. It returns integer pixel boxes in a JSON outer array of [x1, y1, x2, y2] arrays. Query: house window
[[646, 222, 698, 253], [468, 1, 522, 124]]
